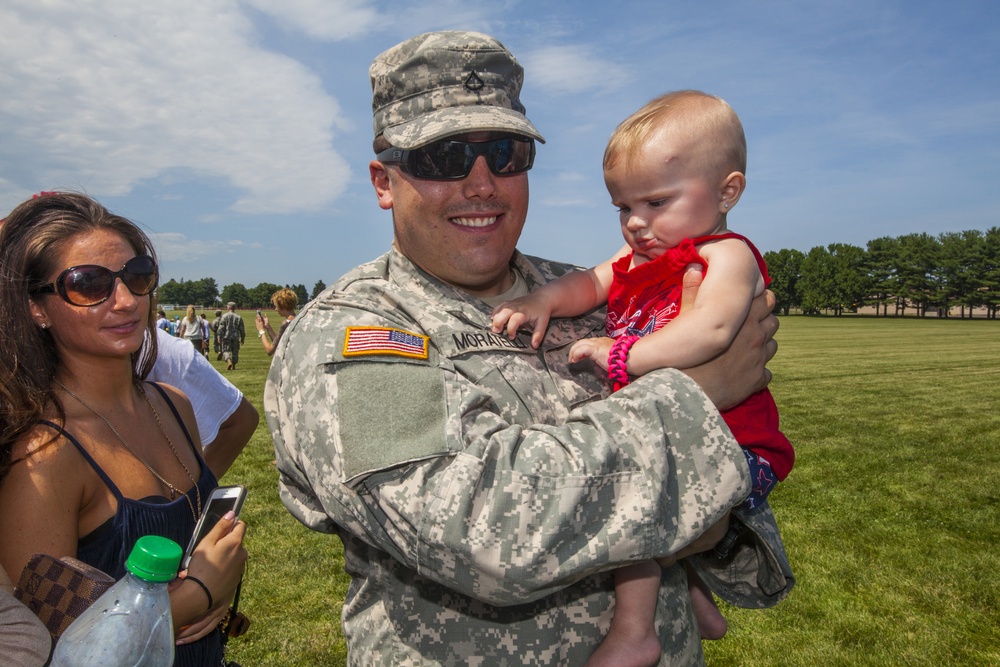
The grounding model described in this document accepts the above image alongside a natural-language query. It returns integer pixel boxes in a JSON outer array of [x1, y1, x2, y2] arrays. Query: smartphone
[[256, 309, 262, 318], [182, 485, 247, 570]]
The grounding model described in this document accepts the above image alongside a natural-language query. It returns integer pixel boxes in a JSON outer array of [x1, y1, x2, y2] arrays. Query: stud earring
[[40, 323, 47, 329], [724, 203, 730, 209]]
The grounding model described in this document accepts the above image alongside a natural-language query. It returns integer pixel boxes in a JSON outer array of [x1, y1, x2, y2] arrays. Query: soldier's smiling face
[[371, 132, 529, 298]]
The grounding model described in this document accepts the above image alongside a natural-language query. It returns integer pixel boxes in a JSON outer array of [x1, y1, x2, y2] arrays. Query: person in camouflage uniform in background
[[265, 31, 794, 667], [216, 301, 245, 370], [211, 308, 223, 358]]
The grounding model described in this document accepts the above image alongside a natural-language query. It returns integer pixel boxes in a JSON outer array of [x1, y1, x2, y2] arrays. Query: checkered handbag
[[13, 553, 115, 639]]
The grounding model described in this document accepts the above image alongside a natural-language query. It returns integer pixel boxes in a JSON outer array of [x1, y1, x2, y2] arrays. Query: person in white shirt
[[148, 328, 258, 476]]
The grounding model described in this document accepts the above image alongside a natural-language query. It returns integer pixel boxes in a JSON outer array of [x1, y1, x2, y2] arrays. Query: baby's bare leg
[[584, 560, 661, 667], [684, 560, 728, 640]]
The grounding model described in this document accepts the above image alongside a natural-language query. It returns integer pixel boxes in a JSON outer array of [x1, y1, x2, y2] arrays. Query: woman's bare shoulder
[[7, 422, 77, 477]]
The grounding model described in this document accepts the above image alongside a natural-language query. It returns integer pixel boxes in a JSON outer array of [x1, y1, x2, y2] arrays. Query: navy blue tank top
[[39, 382, 225, 666]]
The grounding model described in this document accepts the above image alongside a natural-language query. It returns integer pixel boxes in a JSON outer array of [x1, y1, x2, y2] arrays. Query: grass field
[[194, 312, 1000, 666]]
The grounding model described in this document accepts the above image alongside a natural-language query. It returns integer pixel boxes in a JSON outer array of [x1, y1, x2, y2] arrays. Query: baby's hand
[[568, 337, 615, 371], [490, 297, 553, 349]]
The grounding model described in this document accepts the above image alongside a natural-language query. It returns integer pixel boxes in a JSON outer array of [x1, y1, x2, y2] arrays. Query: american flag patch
[[343, 326, 429, 359]]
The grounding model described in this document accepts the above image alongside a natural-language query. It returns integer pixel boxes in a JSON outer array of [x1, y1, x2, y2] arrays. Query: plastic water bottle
[[51, 535, 181, 667]]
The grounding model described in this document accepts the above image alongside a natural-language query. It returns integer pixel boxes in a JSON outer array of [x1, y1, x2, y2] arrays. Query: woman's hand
[[171, 511, 247, 643], [173, 583, 231, 644]]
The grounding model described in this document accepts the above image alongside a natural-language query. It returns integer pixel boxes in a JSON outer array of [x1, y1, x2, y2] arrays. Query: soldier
[[216, 302, 245, 371], [265, 31, 794, 666], [210, 308, 223, 358]]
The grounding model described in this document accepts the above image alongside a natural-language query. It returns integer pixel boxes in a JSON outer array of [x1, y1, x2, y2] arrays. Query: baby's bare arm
[[492, 248, 623, 348], [491, 270, 597, 348], [626, 239, 763, 376]]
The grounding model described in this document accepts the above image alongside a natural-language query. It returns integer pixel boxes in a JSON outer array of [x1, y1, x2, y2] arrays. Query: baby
[[492, 90, 794, 667]]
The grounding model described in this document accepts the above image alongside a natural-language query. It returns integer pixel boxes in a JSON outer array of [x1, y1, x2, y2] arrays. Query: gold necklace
[[55, 380, 202, 522], [140, 387, 202, 519]]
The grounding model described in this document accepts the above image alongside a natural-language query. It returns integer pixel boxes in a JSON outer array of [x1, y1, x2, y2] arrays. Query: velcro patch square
[[343, 326, 429, 360]]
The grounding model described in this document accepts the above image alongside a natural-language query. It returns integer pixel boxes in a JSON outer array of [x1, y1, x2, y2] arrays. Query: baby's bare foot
[[584, 629, 660, 667]]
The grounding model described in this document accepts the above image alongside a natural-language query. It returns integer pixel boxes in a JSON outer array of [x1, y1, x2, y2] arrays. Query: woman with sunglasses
[[0, 192, 248, 665]]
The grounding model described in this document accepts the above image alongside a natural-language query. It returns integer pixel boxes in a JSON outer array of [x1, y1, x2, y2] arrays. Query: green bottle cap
[[125, 535, 182, 582]]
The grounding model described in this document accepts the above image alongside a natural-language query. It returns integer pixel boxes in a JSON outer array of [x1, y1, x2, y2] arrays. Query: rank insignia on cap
[[343, 326, 429, 359], [464, 71, 485, 92]]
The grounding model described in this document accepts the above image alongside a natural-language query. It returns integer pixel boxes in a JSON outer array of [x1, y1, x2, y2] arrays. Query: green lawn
[[199, 312, 1000, 666]]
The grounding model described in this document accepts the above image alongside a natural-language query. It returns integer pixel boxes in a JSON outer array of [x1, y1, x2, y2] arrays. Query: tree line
[[156, 278, 327, 310], [159, 227, 1000, 318], [764, 228, 1000, 318]]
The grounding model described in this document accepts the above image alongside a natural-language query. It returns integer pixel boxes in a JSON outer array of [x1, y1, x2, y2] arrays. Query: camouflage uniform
[[216, 310, 245, 365], [265, 247, 794, 666]]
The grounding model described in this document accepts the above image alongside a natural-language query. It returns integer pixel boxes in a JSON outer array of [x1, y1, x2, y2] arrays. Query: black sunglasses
[[34, 255, 159, 307], [376, 136, 535, 180]]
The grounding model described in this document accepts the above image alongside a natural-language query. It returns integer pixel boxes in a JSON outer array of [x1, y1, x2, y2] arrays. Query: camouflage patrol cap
[[370, 31, 545, 150]]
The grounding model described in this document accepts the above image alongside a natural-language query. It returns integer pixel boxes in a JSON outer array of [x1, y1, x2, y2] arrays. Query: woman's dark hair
[[0, 192, 159, 477]]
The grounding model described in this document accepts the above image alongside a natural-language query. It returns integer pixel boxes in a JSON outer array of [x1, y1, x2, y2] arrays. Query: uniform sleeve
[[266, 309, 755, 606], [687, 500, 795, 608]]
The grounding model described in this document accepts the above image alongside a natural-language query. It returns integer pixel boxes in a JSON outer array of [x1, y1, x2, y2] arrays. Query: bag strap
[[221, 575, 250, 645]]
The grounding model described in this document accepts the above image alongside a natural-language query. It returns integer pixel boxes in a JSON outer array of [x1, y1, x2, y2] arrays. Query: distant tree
[[188, 277, 219, 307], [250, 282, 283, 308], [937, 231, 981, 318], [895, 233, 939, 316], [866, 237, 899, 316], [826, 243, 870, 315], [220, 283, 250, 308], [290, 284, 309, 307], [798, 246, 835, 314], [155, 277, 218, 308], [311, 280, 327, 300], [981, 227, 1000, 318], [763, 248, 804, 315], [156, 278, 186, 307]]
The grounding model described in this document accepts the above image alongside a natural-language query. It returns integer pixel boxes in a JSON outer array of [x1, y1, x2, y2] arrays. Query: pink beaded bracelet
[[608, 335, 639, 392]]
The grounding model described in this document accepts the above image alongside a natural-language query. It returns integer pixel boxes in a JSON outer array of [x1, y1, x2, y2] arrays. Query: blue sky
[[2, 0, 998, 289]]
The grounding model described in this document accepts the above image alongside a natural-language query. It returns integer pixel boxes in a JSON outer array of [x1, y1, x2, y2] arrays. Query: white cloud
[[242, 0, 380, 40], [0, 0, 349, 215], [388, 1, 508, 36], [520, 45, 631, 95], [150, 231, 263, 263], [244, 0, 506, 42]]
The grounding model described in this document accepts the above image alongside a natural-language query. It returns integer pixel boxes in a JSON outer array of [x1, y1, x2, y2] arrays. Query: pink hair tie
[[608, 335, 639, 392]]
